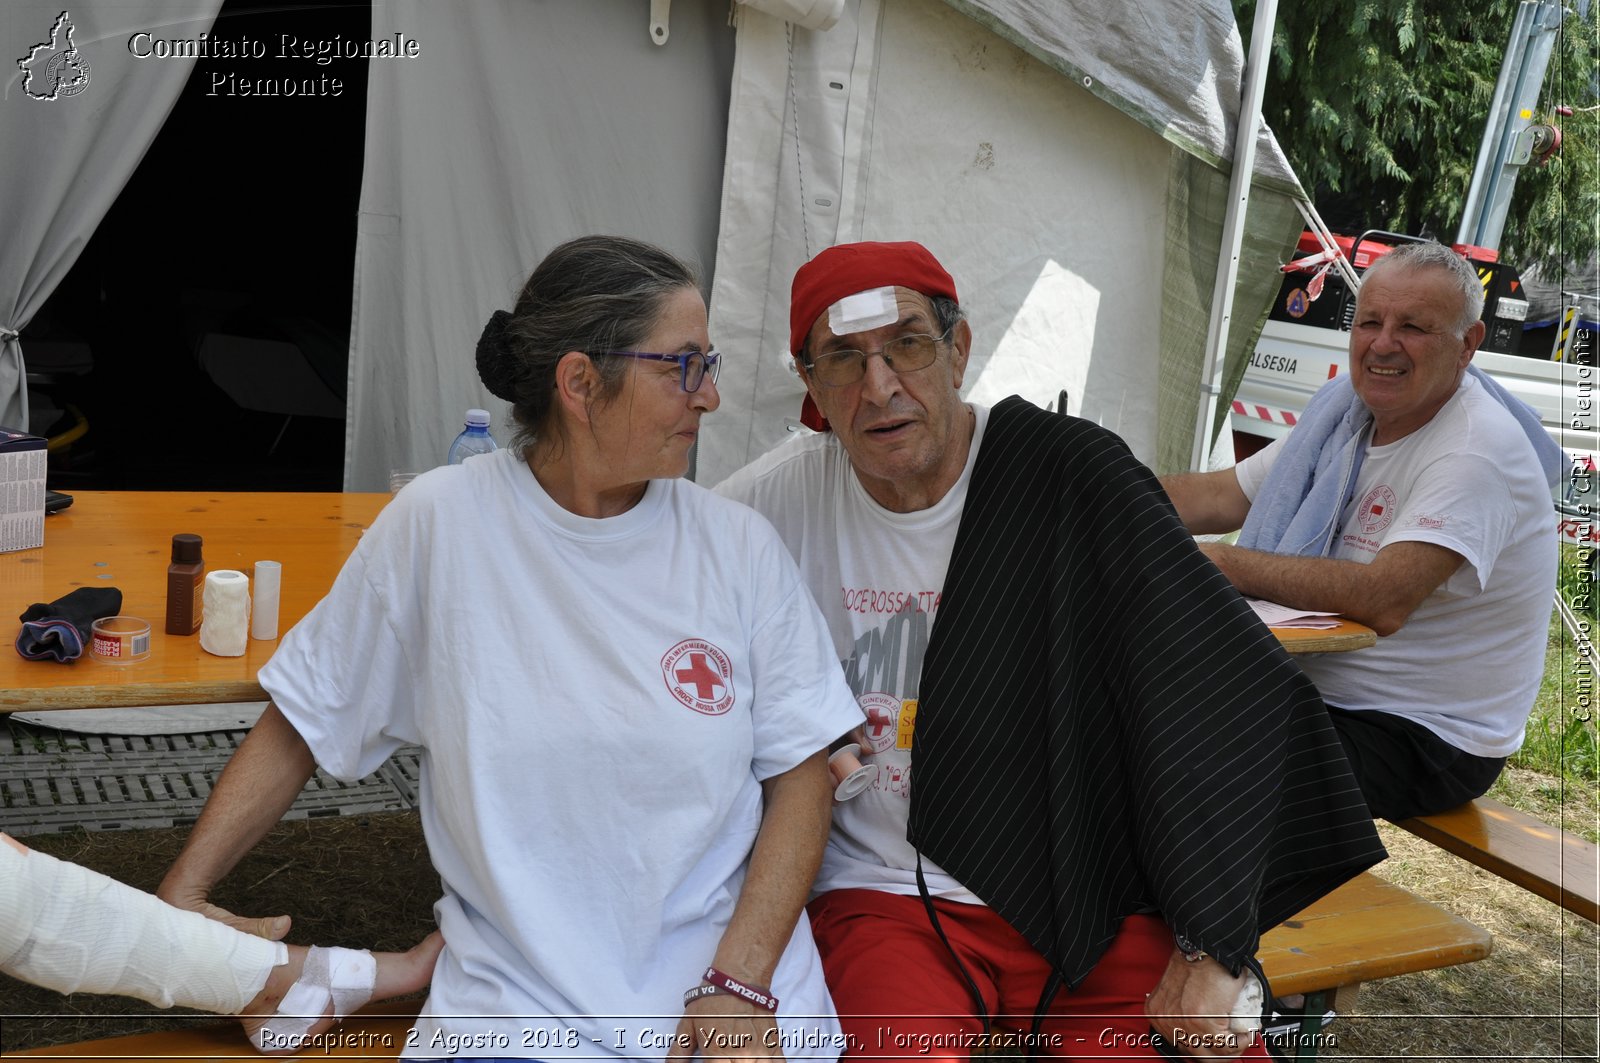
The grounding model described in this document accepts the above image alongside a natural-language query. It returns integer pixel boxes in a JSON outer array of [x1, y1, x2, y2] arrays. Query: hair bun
[[476, 309, 518, 400]]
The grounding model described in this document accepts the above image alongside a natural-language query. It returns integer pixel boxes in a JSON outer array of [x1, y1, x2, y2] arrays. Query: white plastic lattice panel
[[0, 722, 422, 836]]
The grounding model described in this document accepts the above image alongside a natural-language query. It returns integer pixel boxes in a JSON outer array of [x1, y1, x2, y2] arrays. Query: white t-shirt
[[1235, 376, 1556, 757], [258, 448, 861, 1060], [715, 406, 990, 904]]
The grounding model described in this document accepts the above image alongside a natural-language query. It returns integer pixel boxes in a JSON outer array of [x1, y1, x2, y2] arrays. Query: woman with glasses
[[158, 236, 861, 1062]]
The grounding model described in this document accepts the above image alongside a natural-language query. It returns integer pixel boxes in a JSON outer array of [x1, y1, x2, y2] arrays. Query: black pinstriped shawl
[[908, 396, 1386, 987]]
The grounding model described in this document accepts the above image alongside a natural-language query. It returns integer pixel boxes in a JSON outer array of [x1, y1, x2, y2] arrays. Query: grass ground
[[1519, 610, 1600, 807], [1332, 797, 1598, 1062]]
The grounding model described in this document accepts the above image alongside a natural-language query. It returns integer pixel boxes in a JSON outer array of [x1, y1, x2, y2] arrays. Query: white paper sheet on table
[[1247, 599, 1342, 629]]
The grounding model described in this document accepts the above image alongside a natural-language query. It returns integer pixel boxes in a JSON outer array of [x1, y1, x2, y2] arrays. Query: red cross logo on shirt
[[865, 706, 894, 739], [661, 639, 736, 716], [1357, 484, 1397, 535], [857, 692, 901, 753], [675, 653, 725, 700]]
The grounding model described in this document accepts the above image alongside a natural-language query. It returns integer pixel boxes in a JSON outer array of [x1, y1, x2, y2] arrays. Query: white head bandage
[[828, 286, 898, 337]]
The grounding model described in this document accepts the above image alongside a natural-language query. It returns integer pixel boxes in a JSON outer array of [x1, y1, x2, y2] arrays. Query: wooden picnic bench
[[1396, 795, 1600, 924], [10, 872, 1488, 1062], [7, 1001, 423, 1060], [1254, 870, 1490, 1059]]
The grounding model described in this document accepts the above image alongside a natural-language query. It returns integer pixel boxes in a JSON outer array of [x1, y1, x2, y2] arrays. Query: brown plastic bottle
[[166, 533, 204, 635]]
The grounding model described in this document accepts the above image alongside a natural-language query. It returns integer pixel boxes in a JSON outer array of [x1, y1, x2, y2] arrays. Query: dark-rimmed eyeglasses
[[594, 349, 722, 393], [803, 327, 953, 387]]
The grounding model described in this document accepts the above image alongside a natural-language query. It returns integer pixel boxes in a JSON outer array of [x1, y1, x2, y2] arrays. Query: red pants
[[807, 889, 1269, 1061]]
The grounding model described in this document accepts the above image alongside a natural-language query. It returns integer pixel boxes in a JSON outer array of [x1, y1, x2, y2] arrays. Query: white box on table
[[0, 426, 46, 553]]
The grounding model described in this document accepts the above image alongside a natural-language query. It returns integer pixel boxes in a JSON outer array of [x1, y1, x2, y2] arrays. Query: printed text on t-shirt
[[841, 587, 942, 614]]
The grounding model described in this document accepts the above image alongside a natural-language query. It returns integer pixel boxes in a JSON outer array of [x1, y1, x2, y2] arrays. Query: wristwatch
[[1174, 932, 1205, 963]]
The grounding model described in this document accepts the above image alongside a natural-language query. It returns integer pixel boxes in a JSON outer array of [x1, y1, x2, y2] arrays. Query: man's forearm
[[158, 703, 316, 909], [1200, 543, 1411, 635], [1159, 471, 1250, 535]]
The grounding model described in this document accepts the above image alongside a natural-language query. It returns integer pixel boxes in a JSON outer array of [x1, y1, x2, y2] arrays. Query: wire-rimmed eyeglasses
[[595, 349, 722, 393], [803, 327, 953, 387]]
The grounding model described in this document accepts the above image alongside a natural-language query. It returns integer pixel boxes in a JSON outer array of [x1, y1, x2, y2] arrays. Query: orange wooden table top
[[0, 491, 389, 712], [1272, 617, 1377, 654]]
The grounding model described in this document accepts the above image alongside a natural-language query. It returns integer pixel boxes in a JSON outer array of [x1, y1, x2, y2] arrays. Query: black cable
[[1025, 968, 1063, 1061], [913, 852, 990, 1039]]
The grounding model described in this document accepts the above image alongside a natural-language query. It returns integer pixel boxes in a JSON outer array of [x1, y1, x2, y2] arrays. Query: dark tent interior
[[23, 0, 371, 492]]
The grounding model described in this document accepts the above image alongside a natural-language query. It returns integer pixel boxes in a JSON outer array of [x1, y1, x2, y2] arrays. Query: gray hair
[[476, 235, 699, 455], [929, 296, 966, 340], [1361, 242, 1485, 335]]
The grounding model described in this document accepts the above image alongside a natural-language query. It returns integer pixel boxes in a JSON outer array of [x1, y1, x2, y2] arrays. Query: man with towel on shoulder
[[1163, 241, 1561, 823], [717, 240, 1384, 1059]]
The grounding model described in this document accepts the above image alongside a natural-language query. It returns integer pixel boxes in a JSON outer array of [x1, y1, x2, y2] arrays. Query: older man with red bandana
[[717, 241, 1385, 1059]]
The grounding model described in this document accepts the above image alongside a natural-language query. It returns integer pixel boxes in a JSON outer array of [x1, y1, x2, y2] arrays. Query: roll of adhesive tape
[[200, 570, 251, 657], [90, 616, 151, 664], [828, 743, 874, 801], [251, 560, 281, 641]]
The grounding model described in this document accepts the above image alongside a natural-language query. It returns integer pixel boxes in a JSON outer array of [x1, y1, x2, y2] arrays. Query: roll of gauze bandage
[[200, 569, 250, 657], [828, 743, 874, 801], [1230, 971, 1264, 1033], [0, 834, 284, 1012]]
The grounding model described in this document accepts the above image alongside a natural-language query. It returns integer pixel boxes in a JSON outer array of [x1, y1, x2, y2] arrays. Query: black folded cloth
[[17, 587, 123, 662]]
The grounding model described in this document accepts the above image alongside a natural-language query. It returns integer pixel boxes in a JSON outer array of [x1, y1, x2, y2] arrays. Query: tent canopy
[[358, 0, 1304, 487], [2, 0, 1304, 488]]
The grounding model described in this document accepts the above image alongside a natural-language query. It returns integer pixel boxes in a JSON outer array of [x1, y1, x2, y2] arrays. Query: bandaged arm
[[1, 833, 285, 1013]]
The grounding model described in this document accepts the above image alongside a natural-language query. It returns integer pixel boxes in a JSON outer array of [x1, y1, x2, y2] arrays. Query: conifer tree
[[1236, 0, 1598, 273]]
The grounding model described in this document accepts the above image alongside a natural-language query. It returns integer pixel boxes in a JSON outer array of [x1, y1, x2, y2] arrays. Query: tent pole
[[1190, 0, 1280, 472]]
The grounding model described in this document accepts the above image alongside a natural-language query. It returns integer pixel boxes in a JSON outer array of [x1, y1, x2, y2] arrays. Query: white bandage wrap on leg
[[0, 834, 285, 1012], [254, 946, 376, 1050]]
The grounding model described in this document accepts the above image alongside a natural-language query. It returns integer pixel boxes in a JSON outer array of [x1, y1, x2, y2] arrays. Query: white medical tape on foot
[[255, 946, 376, 1049], [0, 833, 285, 1012]]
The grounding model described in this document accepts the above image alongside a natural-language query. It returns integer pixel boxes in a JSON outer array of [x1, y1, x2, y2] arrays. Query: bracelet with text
[[702, 965, 779, 1012], [682, 983, 727, 1007]]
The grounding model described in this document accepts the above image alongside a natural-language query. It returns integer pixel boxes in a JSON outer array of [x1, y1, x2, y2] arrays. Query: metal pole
[[1190, 0, 1279, 472], [1456, 0, 1563, 250]]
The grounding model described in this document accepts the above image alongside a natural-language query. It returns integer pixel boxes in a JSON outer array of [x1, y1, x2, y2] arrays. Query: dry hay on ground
[[1327, 769, 1598, 1062]]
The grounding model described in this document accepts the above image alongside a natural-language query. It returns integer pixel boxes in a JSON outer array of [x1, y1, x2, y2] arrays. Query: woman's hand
[[159, 882, 292, 942], [667, 995, 783, 1062], [156, 703, 317, 942]]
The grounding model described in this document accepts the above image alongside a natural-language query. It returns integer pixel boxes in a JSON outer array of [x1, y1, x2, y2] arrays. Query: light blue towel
[[1469, 365, 1567, 488], [1237, 375, 1370, 557], [1238, 365, 1564, 559]]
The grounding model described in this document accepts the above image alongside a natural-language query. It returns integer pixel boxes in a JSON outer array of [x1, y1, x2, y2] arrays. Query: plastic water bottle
[[448, 409, 499, 464]]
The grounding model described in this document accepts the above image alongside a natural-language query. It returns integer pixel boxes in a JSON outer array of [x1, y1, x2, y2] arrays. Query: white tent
[[2, 0, 223, 435], [2, 0, 1304, 488]]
